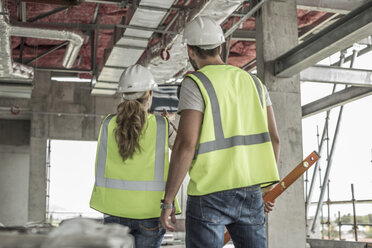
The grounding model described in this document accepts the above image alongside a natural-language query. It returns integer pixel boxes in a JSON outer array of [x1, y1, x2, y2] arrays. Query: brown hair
[[187, 45, 219, 59], [115, 91, 151, 161]]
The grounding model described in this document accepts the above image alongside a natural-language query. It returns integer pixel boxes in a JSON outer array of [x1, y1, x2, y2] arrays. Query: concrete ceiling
[[5, 1, 337, 78], [0, 0, 367, 101]]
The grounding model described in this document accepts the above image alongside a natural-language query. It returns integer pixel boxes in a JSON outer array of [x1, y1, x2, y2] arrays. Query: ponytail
[[115, 91, 151, 161]]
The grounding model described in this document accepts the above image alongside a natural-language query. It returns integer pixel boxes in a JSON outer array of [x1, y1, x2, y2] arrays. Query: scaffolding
[[304, 44, 372, 241]]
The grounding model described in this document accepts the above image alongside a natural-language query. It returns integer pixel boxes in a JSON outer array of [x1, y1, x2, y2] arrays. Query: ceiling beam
[[85, 0, 122, 4], [301, 65, 372, 87], [35, 68, 92, 74], [302, 86, 372, 118], [224, 0, 269, 38], [20, 0, 83, 5], [25, 41, 68, 65], [297, 0, 369, 14], [230, 29, 255, 41], [34, 22, 177, 35], [274, 1, 372, 77], [33, 22, 115, 30], [27, 6, 69, 22], [298, 13, 340, 41]]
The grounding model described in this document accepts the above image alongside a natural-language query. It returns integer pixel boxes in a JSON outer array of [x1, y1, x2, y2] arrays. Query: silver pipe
[[0, 0, 84, 81], [10, 23, 85, 69], [0, 0, 12, 76], [0, 0, 4, 12], [311, 50, 358, 233], [0, 0, 33, 79], [311, 92, 344, 234], [351, 184, 359, 241], [306, 52, 345, 219], [0, 9, 13, 77]]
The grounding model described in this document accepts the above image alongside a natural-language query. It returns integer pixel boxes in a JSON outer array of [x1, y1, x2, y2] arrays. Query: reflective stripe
[[190, 71, 270, 158], [196, 133, 271, 156], [96, 114, 115, 186], [250, 74, 264, 108], [154, 116, 166, 182], [95, 114, 167, 191], [193, 71, 224, 140], [97, 178, 166, 191]]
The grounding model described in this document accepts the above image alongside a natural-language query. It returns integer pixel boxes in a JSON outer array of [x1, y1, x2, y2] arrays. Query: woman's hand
[[162, 108, 175, 122]]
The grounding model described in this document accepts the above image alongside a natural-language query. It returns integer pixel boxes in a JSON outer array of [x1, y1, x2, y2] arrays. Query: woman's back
[[90, 113, 172, 219]]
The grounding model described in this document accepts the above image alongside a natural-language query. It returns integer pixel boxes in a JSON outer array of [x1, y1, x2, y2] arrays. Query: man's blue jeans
[[186, 185, 266, 248], [104, 215, 165, 248]]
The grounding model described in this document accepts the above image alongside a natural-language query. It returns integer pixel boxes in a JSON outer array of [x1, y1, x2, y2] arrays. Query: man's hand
[[264, 200, 275, 213], [160, 207, 177, 232], [262, 185, 276, 213]]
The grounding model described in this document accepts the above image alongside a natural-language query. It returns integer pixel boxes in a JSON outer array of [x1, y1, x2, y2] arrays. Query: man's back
[[185, 65, 279, 196]]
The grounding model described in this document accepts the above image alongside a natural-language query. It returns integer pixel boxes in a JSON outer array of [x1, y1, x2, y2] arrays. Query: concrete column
[[28, 71, 51, 223], [28, 137, 47, 222], [26, 71, 120, 222], [0, 120, 30, 226], [255, 1, 305, 248]]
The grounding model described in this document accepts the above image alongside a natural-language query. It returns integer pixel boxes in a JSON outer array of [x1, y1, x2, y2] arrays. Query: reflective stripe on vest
[[192, 71, 270, 158], [250, 74, 264, 108], [95, 114, 167, 191]]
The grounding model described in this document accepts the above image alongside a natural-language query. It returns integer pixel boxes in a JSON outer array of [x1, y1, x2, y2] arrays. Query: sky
[[48, 49, 372, 223], [48, 140, 100, 219]]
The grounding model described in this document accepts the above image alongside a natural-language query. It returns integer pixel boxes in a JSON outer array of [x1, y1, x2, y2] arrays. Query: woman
[[90, 64, 180, 248]]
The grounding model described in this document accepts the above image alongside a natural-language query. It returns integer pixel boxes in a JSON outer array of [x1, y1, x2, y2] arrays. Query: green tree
[[341, 214, 352, 224], [365, 227, 372, 238]]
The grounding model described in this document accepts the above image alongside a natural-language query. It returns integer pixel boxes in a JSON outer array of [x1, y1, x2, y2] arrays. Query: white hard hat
[[118, 64, 157, 100], [183, 16, 225, 49]]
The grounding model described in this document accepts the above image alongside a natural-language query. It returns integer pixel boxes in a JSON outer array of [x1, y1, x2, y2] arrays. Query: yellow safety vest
[[186, 65, 280, 196], [90, 114, 180, 219]]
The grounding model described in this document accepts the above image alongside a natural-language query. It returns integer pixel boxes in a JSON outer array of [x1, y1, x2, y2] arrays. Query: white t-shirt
[[177, 77, 272, 114]]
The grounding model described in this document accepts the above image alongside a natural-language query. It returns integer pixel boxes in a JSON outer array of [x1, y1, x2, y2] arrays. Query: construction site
[[0, 0, 372, 247]]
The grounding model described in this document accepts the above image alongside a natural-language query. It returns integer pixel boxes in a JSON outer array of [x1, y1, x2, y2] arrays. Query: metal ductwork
[[0, 14, 14, 77], [0, 6, 33, 79], [0, 0, 85, 75], [10, 22, 85, 69]]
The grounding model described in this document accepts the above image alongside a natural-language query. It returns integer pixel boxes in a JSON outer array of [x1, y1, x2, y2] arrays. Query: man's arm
[[263, 105, 280, 213], [160, 109, 203, 231], [267, 105, 280, 162]]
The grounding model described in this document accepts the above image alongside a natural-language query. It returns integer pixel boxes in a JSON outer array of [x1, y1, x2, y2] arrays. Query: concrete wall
[[0, 71, 121, 224], [27, 71, 121, 223], [0, 120, 30, 226], [256, 1, 305, 247], [31, 71, 119, 142]]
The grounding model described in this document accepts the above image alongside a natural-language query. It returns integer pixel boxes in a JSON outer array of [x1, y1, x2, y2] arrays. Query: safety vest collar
[[190, 71, 270, 159], [95, 114, 167, 191]]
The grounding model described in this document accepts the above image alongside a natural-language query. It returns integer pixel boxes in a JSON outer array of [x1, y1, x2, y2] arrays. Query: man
[[160, 16, 280, 248]]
